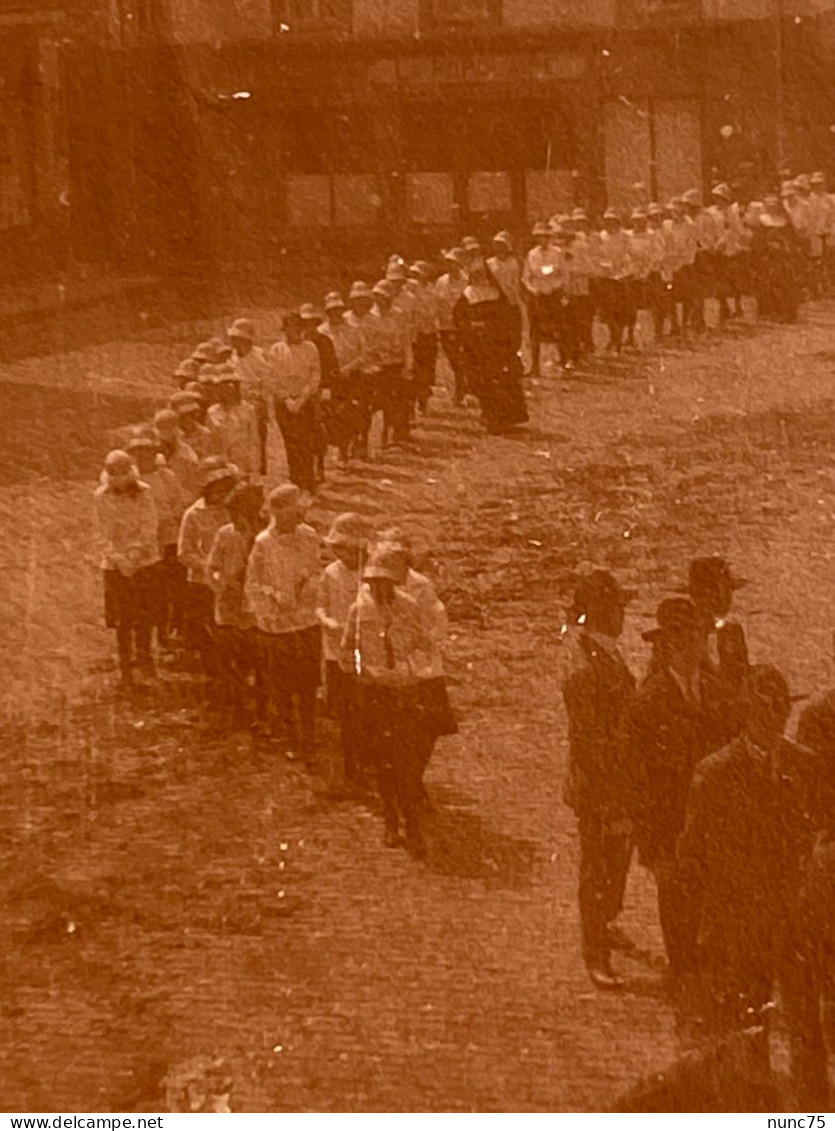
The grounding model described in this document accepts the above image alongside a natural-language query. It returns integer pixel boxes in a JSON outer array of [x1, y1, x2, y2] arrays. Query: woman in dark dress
[[453, 263, 528, 435], [750, 196, 803, 323]]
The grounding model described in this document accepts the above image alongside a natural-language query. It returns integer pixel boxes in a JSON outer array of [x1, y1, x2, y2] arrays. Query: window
[[272, 0, 352, 31], [286, 174, 382, 229], [420, 0, 501, 29]]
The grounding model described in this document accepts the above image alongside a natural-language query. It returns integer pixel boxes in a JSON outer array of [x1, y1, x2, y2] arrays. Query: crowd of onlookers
[[562, 558, 835, 1106]]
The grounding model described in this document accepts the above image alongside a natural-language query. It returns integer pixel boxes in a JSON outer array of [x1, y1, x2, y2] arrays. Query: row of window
[[285, 169, 574, 227], [271, 0, 806, 32]]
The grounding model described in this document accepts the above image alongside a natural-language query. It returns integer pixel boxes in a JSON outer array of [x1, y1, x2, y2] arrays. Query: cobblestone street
[[3, 305, 835, 1111]]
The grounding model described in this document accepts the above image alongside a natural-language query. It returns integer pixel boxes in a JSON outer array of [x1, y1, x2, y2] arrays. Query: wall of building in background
[[0, 13, 71, 280], [3, 0, 835, 280]]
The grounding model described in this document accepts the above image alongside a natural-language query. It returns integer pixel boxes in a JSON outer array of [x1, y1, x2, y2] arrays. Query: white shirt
[[178, 497, 231, 585], [269, 340, 321, 403], [523, 245, 563, 295], [244, 522, 320, 635], [666, 217, 698, 270], [145, 465, 186, 549], [207, 400, 260, 477], [435, 273, 467, 331], [345, 311, 380, 374], [340, 587, 430, 685], [93, 481, 160, 574], [409, 284, 440, 337], [233, 345, 271, 402], [206, 523, 255, 628], [598, 231, 634, 280], [367, 308, 410, 368], [320, 319, 363, 374], [403, 568, 448, 680], [317, 559, 363, 662], [710, 203, 746, 257]]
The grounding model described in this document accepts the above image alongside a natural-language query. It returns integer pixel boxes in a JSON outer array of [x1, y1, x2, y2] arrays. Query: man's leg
[[577, 810, 619, 978]]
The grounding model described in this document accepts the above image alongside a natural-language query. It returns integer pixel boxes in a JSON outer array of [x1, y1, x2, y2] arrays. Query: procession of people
[[90, 172, 835, 1102]]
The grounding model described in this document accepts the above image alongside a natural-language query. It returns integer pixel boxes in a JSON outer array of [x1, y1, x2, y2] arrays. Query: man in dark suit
[[561, 570, 637, 991], [678, 664, 827, 1104], [628, 598, 737, 981]]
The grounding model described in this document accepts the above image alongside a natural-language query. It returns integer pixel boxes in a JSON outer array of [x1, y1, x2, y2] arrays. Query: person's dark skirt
[[104, 566, 155, 629], [412, 331, 438, 409], [275, 401, 318, 492], [257, 625, 322, 751]]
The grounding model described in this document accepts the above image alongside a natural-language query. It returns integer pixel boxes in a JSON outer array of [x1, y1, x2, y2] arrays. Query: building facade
[[9, 0, 835, 275]]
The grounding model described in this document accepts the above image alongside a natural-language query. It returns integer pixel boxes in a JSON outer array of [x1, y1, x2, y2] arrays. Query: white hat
[[349, 281, 373, 301], [681, 188, 701, 206], [226, 318, 255, 341], [324, 291, 346, 311]]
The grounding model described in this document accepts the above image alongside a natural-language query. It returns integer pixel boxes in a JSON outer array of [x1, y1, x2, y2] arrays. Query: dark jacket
[[627, 665, 734, 867], [796, 691, 835, 822], [561, 631, 636, 816], [678, 735, 821, 969]]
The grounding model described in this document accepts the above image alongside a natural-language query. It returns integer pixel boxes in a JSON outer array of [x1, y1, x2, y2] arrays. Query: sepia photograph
[[1, 0, 835, 1114]]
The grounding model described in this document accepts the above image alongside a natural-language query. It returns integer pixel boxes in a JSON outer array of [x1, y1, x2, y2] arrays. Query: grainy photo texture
[[1, 0, 835, 1113]]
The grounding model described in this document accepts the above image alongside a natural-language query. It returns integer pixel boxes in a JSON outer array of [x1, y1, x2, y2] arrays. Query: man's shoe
[[588, 966, 626, 992]]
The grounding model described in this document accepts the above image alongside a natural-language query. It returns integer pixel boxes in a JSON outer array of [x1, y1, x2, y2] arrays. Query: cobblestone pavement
[[2, 305, 835, 1111]]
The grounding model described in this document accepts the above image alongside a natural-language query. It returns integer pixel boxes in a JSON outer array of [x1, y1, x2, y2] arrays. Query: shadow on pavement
[[423, 797, 537, 889]]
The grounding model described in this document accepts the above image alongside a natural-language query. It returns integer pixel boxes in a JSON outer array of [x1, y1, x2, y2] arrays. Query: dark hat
[[642, 597, 699, 642], [225, 482, 265, 520], [572, 570, 636, 615], [686, 556, 748, 599]]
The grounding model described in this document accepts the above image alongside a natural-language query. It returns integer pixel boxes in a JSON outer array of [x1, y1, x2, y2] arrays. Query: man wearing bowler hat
[[678, 664, 827, 1104], [628, 597, 736, 983], [561, 570, 638, 990], [683, 555, 749, 691]]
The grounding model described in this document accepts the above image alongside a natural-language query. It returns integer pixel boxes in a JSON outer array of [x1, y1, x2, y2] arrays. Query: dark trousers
[[148, 545, 187, 643], [597, 279, 630, 351], [649, 272, 679, 337], [440, 330, 467, 403], [328, 371, 366, 462], [655, 855, 699, 978], [325, 661, 367, 784], [412, 332, 438, 409], [104, 566, 155, 681], [780, 931, 831, 1108], [353, 681, 431, 847], [255, 400, 269, 476], [275, 401, 318, 493], [575, 293, 595, 353], [214, 624, 262, 724], [559, 298, 585, 365], [256, 625, 321, 752], [577, 810, 632, 968], [184, 581, 220, 681], [380, 364, 412, 445]]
